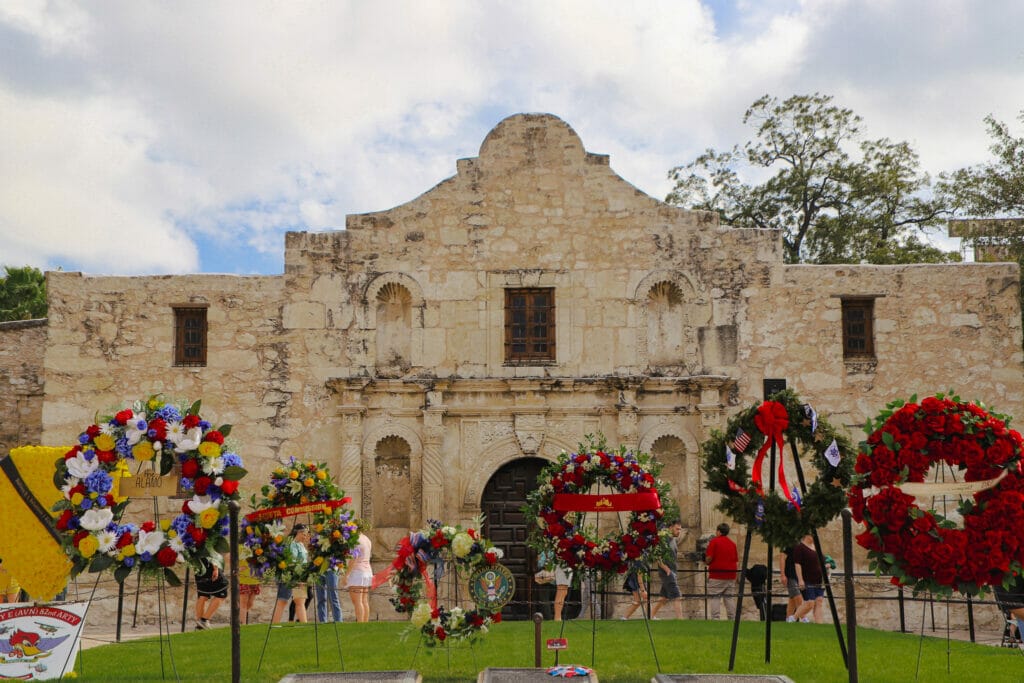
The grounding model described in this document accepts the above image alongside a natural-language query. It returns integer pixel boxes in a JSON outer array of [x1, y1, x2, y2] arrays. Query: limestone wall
[[0, 319, 46, 458]]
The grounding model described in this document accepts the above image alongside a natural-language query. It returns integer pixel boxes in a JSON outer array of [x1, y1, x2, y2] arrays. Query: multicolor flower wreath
[[702, 390, 854, 550], [384, 519, 504, 647], [524, 438, 671, 573], [849, 392, 1024, 597], [242, 457, 357, 587], [52, 395, 246, 585]]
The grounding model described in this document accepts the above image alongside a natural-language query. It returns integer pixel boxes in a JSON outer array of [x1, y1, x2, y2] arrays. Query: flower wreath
[[242, 457, 357, 586], [702, 390, 854, 550], [849, 392, 1024, 597], [384, 519, 504, 647], [524, 437, 671, 573], [53, 395, 246, 585]]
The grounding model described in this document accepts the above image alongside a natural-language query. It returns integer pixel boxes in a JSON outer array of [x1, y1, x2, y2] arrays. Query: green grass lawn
[[69, 619, 1023, 682]]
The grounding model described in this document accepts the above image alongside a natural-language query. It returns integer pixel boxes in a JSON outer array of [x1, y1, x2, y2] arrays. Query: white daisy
[[97, 529, 118, 554]]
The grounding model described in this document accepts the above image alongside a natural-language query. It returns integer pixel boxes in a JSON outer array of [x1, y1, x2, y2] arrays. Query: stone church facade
[[5, 113, 1024, 622]]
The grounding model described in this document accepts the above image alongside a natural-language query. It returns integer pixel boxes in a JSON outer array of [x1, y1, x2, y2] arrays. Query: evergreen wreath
[[849, 392, 1024, 597], [702, 389, 854, 550], [525, 436, 673, 574]]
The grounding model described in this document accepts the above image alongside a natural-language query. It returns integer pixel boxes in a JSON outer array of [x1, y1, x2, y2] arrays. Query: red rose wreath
[[525, 438, 672, 573], [849, 392, 1024, 596]]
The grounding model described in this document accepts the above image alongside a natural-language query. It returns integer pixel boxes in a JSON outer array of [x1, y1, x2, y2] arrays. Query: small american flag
[[732, 427, 751, 453]]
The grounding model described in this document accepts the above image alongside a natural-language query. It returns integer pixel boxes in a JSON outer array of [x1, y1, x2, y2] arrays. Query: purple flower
[[78, 434, 90, 445], [124, 556, 135, 568]]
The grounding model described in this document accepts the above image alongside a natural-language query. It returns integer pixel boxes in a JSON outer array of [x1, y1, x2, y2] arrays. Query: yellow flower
[[78, 535, 99, 559], [303, 478, 315, 488], [246, 526, 254, 535], [198, 441, 221, 458], [331, 530, 341, 539], [315, 524, 324, 533], [121, 544, 136, 557], [89, 492, 98, 499], [147, 397, 163, 411], [168, 530, 177, 539], [198, 507, 220, 529], [132, 441, 156, 461], [289, 470, 299, 480], [274, 535, 284, 544], [278, 560, 287, 570], [313, 556, 324, 567], [94, 434, 116, 452], [316, 470, 327, 480], [160, 519, 171, 531], [71, 492, 84, 506], [254, 547, 263, 556]]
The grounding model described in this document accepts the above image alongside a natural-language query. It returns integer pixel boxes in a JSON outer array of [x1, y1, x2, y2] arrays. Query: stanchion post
[[841, 509, 858, 683], [533, 612, 543, 668], [115, 580, 124, 643], [229, 501, 241, 683]]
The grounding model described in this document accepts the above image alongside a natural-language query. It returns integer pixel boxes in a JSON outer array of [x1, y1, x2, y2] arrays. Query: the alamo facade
[[4, 113, 1024, 620]]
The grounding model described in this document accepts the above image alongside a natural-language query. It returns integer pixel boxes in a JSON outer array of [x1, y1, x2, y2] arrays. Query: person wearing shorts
[[552, 565, 573, 621], [271, 524, 310, 624], [792, 533, 825, 623], [347, 522, 373, 622], [620, 568, 648, 620], [238, 549, 261, 624], [651, 520, 684, 619], [779, 547, 803, 621], [194, 556, 227, 630]]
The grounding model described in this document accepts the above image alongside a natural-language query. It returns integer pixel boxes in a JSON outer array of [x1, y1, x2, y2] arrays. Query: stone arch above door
[[461, 433, 576, 512]]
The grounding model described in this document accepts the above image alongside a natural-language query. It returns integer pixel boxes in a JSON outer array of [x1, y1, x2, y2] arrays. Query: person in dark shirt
[[791, 533, 824, 623], [779, 547, 803, 621]]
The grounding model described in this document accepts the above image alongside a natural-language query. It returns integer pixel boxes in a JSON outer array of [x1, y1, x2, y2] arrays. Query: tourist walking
[[791, 533, 825, 623], [651, 520, 684, 619], [347, 520, 373, 622], [705, 523, 738, 620], [271, 523, 311, 624]]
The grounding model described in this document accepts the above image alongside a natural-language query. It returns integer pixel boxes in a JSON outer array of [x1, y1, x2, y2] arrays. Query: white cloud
[[0, 0, 1021, 274]]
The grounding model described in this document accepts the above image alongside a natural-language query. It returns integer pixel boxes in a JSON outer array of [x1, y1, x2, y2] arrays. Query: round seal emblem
[[468, 563, 515, 609]]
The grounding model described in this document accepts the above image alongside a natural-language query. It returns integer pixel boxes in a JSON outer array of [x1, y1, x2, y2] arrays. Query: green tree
[[938, 110, 1024, 217], [666, 93, 956, 264], [0, 265, 47, 321]]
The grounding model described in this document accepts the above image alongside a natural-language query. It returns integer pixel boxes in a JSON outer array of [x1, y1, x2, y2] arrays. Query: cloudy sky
[[2, 0, 1022, 275]]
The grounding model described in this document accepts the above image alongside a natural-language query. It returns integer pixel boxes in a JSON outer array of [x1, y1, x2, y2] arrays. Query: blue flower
[[82, 450, 95, 461], [116, 437, 132, 458], [153, 405, 182, 422], [139, 551, 152, 563], [170, 514, 192, 536], [85, 470, 113, 495], [222, 453, 242, 468], [124, 556, 135, 568], [80, 497, 93, 510], [78, 433, 90, 445], [199, 420, 211, 430]]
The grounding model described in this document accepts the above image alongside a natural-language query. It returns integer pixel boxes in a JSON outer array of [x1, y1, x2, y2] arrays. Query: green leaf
[[219, 424, 232, 438], [222, 466, 247, 481], [160, 451, 175, 476], [189, 400, 202, 416], [89, 554, 114, 573], [114, 565, 133, 585]]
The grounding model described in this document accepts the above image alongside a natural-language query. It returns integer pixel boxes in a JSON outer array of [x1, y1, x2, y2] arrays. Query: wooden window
[[173, 306, 208, 367], [505, 288, 555, 364], [841, 298, 874, 358]]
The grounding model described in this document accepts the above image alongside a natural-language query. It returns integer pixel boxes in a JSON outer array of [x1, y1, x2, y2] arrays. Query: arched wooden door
[[480, 457, 551, 621]]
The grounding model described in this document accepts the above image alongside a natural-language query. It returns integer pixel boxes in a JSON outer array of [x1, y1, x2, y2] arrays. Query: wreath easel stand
[[727, 426, 848, 671], [407, 558, 482, 674], [254, 509, 345, 674]]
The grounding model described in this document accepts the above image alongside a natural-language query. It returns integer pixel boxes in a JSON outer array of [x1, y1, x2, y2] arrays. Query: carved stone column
[[421, 389, 447, 522], [330, 378, 368, 517]]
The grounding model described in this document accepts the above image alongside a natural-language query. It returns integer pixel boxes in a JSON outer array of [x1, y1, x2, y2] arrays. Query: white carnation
[[79, 508, 114, 531]]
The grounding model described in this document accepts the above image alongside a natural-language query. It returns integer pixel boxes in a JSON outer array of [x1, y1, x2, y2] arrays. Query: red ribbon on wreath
[[752, 401, 799, 510], [371, 535, 437, 609]]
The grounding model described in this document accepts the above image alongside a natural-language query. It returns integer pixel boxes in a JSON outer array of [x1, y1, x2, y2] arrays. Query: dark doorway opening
[[481, 457, 581, 620]]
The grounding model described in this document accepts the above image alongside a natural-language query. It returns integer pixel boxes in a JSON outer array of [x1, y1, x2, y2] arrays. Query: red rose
[[72, 530, 89, 547], [115, 409, 134, 425], [64, 446, 81, 461], [141, 521, 156, 532], [492, 612, 502, 623], [117, 533, 134, 548], [484, 551, 497, 564], [56, 509, 74, 530], [220, 480, 239, 495], [70, 482, 86, 497], [156, 547, 178, 567], [190, 527, 207, 545], [148, 418, 167, 441], [183, 414, 200, 429], [86, 424, 101, 438], [97, 450, 117, 463], [431, 608, 440, 619], [181, 458, 200, 479], [434, 627, 446, 641], [193, 476, 211, 495], [204, 430, 224, 445]]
